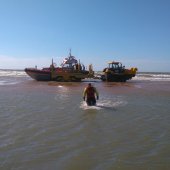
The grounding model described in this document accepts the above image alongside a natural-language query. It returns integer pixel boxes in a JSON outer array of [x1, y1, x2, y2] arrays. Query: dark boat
[[25, 52, 94, 81], [101, 61, 137, 82]]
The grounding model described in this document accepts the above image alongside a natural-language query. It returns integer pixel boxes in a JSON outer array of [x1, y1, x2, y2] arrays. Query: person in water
[[83, 83, 99, 106]]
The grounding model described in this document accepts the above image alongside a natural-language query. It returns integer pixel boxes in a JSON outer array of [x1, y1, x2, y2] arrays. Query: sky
[[0, 0, 170, 72]]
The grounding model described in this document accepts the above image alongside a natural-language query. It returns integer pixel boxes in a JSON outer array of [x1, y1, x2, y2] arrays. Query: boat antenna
[[69, 49, 72, 57]]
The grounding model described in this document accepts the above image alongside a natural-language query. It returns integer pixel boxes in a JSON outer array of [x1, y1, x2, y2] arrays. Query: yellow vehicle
[[101, 61, 137, 82]]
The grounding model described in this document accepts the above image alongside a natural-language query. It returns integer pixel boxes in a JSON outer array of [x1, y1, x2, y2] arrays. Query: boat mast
[[69, 49, 72, 57]]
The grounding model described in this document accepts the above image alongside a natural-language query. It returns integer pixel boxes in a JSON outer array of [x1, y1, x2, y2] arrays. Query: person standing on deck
[[83, 83, 99, 106]]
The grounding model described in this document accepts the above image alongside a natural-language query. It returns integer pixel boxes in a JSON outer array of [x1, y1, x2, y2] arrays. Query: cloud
[[0, 55, 63, 69]]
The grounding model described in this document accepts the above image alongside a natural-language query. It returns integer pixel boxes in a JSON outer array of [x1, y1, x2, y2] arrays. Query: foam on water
[[80, 101, 102, 110], [95, 72, 170, 81], [134, 73, 170, 81], [0, 70, 27, 77], [0, 80, 19, 86], [80, 98, 127, 110]]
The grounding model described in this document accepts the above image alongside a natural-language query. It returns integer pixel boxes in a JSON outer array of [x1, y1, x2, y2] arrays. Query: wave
[[1, 70, 170, 82], [0, 80, 19, 86], [134, 72, 170, 81], [95, 72, 170, 81], [0, 70, 27, 77], [0, 70, 29, 85]]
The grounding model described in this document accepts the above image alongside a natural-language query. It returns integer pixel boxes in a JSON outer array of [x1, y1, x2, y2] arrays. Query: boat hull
[[25, 68, 89, 81], [25, 69, 51, 81]]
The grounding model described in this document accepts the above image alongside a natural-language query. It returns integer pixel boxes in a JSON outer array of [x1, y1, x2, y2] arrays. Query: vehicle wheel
[[56, 76, 64, 82], [106, 73, 112, 81]]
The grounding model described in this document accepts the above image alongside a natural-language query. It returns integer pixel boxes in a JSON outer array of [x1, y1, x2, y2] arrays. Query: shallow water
[[0, 70, 170, 170]]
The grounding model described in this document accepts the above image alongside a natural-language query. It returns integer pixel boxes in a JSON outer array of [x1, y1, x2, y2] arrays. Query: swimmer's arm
[[94, 87, 99, 97], [83, 87, 87, 97]]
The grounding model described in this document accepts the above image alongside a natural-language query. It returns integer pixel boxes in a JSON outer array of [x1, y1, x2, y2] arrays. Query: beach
[[0, 70, 170, 170]]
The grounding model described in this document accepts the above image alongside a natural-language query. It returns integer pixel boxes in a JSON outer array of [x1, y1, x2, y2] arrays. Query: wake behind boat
[[25, 51, 94, 81]]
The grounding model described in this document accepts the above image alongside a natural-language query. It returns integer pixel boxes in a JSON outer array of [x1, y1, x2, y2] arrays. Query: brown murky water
[[0, 71, 170, 170]]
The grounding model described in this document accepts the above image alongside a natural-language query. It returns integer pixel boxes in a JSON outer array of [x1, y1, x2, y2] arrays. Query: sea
[[0, 70, 170, 170]]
